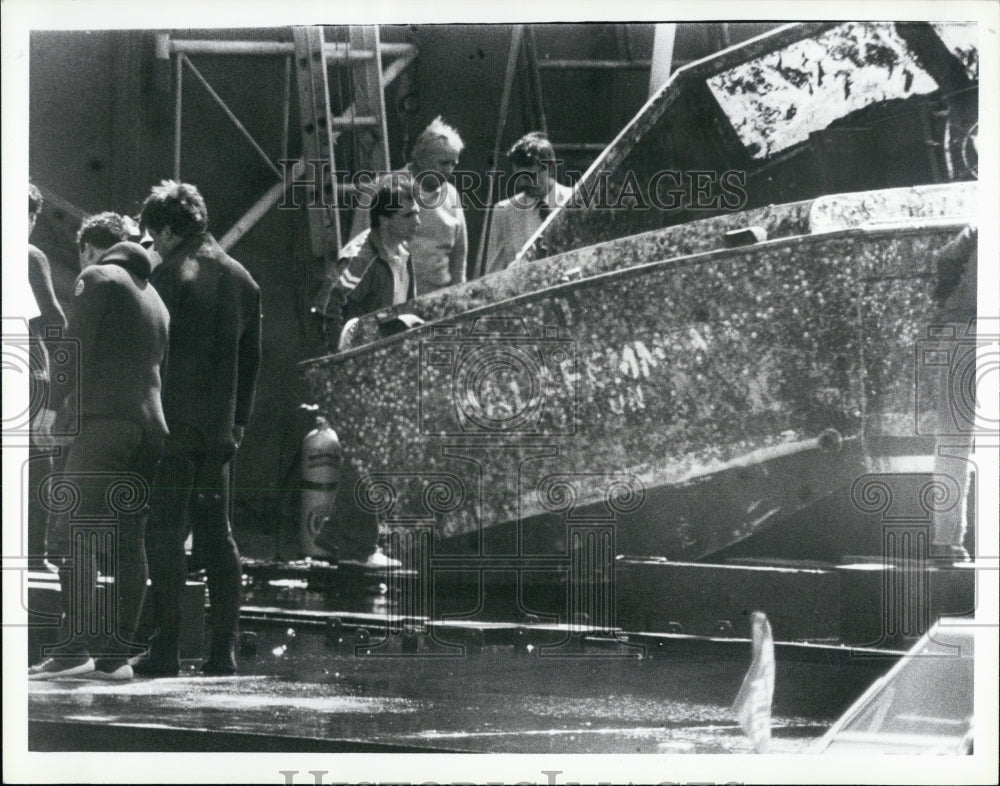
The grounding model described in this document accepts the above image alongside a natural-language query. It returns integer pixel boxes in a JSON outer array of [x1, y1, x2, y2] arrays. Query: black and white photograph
[[3, 1, 998, 783]]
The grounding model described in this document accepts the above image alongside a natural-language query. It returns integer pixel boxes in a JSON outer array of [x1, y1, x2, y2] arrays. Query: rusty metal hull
[[340, 183, 975, 352], [301, 222, 967, 561]]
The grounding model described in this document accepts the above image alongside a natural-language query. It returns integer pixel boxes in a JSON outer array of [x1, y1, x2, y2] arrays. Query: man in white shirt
[[483, 132, 573, 275], [349, 117, 467, 295]]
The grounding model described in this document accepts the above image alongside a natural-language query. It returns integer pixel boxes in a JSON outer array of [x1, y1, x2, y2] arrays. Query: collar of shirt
[[368, 226, 409, 267], [511, 182, 565, 211], [405, 162, 443, 199]]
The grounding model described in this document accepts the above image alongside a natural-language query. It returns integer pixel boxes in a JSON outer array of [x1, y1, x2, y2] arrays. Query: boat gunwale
[[299, 217, 973, 370]]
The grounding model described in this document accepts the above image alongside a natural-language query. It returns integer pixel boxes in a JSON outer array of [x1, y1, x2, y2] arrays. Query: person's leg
[[30, 421, 117, 678], [27, 449, 54, 569], [92, 426, 162, 678], [27, 355, 52, 569], [931, 441, 973, 560], [930, 321, 975, 560], [191, 451, 241, 674], [135, 440, 196, 676]]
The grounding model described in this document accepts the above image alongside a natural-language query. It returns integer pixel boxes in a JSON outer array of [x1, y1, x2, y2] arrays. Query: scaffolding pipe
[[382, 47, 419, 86], [281, 55, 291, 162], [219, 161, 304, 250], [165, 38, 415, 61], [473, 25, 524, 279], [536, 59, 652, 70], [182, 55, 282, 179], [173, 53, 183, 180], [219, 161, 362, 251], [648, 24, 676, 98], [213, 28, 418, 251]]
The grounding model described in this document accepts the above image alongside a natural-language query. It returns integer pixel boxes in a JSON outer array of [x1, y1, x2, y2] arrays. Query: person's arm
[[448, 193, 468, 286], [234, 283, 262, 440], [325, 245, 376, 349], [483, 203, 511, 276], [60, 268, 111, 424], [28, 245, 67, 334], [65, 269, 109, 359]]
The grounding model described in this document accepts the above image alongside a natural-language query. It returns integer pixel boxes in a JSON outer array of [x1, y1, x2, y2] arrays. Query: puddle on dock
[[31, 623, 835, 753]]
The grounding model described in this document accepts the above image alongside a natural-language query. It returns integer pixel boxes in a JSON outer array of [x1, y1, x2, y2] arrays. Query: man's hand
[[232, 425, 245, 450]]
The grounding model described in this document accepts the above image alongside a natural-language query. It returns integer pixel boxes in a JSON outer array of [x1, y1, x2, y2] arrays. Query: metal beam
[[216, 28, 418, 252], [474, 25, 524, 279], [536, 59, 652, 70], [173, 52, 183, 179], [164, 37, 416, 62], [182, 55, 283, 180], [219, 162, 363, 251]]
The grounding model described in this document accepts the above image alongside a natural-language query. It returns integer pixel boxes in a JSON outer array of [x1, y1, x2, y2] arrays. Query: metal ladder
[[292, 25, 393, 263]]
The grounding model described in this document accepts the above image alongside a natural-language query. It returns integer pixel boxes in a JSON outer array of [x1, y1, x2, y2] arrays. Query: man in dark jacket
[[316, 176, 420, 351], [29, 241, 170, 681], [136, 180, 262, 676]]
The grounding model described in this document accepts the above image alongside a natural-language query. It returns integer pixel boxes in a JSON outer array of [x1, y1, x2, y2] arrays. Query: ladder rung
[[378, 42, 418, 58], [330, 116, 380, 129], [537, 59, 651, 71], [324, 42, 417, 63]]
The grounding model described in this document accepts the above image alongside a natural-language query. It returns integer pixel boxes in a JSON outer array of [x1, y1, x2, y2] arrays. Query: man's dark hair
[[370, 174, 415, 230], [140, 179, 209, 238], [507, 131, 556, 170], [29, 183, 43, 218], [77, 212, 130, 252]]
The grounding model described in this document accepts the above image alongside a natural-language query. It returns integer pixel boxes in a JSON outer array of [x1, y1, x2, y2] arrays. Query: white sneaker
[[364, 547, 401, 569], [29, 654, 95, 680], [88, 663, 134, 681]]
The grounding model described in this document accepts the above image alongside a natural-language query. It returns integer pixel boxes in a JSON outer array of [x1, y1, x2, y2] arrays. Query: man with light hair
[[349, 116, 467, 295]]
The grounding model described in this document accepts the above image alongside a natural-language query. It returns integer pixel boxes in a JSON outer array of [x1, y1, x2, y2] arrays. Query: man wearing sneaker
[[29, 240, 169, 681], [928, 224, 978, 562], [137, 181, 262, 677]]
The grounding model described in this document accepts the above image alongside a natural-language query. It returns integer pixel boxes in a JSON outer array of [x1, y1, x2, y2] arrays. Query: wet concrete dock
[[29, 630, 849, 754], [28, 561, 904, 754]]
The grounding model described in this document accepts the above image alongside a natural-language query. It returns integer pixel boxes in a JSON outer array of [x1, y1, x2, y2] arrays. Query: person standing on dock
[[928, 223, 978, 562], [29, 241, 169, 681], [136, 181, 262, 677], [483, 131, 573, 275], [316, 175, 421, 351], [346, 116, 467, 296], [26, 183, 67, 570]]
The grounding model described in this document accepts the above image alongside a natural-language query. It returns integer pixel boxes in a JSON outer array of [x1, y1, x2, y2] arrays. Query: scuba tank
[[299, 412, 342, 558]]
